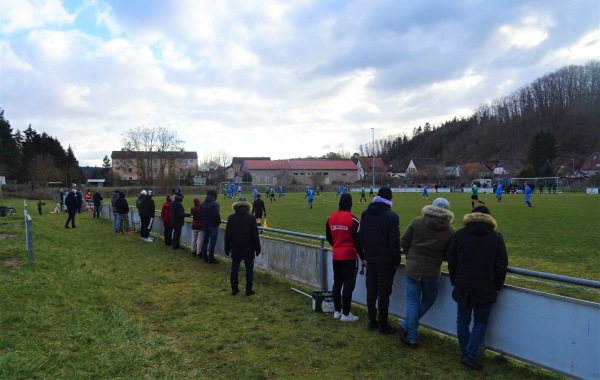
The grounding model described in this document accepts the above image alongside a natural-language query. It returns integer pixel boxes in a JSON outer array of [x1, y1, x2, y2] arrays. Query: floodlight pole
[[371, 128, 375, 187], [571, 158, 575, 176]]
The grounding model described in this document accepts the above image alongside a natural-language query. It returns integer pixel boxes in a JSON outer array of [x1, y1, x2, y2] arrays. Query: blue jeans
[[400, 275, 440, 344], [201, 226, 219, 259], [231, 258, 254, 291], [456, 303, 492, 359], [113, 211, 120, 232]]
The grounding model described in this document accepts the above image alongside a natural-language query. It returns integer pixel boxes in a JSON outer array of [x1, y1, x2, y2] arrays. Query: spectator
[[111, 189, 120, 233], [190, 197, 203, 257], [326, 193, 364, 322], [200, 189, 222, 264], [115, 191, 131, 234], [251, 193, 266, 233], [398, 198, 455, 348], [359, 187, 401, 335], [447, 206, 508, 371], [224, 197, 261, 296], [92, 191, 103, 218], [138, 190, 156, 242], [160, 195, 174, 246], [76, 189, 83, 213], [171, 191, 190, 250], [64, 189, 79, 228]]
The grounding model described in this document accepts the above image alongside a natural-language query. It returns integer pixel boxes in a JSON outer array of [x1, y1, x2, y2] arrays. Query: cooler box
[[312, 291, 334, 313]]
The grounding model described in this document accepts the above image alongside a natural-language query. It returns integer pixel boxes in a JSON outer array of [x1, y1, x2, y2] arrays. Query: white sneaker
[[144, 237, 153, 242], [333, 311, 342, 319], [340, 312, 359, 322]]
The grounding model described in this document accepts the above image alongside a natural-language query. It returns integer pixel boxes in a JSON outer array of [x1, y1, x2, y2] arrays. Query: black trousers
[[163, 227, 173, 246], [172, 225, 182, 249], [332, 259, 358, 315], [366, 262, 396, 331], [140, 216, 151, 238]]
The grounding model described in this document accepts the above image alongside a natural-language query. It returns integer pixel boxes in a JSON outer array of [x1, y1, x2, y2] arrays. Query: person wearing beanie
[[200, 189, 222, 263], [111, 189, 121, 233], [225, 197, 261, 296], [398, 198, 455, 349], [190, 197, 203, 257], [115, 191, 131, 234], [64, 189, 80, 228], [326, 193, 364, 322], [160, 195, 174, 246], [171, 191, 190, 250], [138, 190, 155, 242], [447, 206, 508, 371], [359, 186, 401, 335]]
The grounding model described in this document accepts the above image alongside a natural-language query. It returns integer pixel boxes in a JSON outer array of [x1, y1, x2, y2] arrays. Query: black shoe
[[245, 290, 255, 296], [378, 325, 397, 336], [65, 225, 69, 228], [209, 258, 219, 264], [398, 325, 409, 345], [231, 289, 239, 295], [367, 320, 379, 331], [460, 355, 483, 371]]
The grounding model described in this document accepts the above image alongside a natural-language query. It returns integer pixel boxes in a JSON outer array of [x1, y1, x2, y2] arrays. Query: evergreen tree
[[0, 109, 20, 179], [527, 130, 558, 173]]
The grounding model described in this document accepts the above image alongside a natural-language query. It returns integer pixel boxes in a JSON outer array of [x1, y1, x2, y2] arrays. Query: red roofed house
[[242, 159, 359, 186], [580, 152, 600, 177], [356, 157, 386, 180]]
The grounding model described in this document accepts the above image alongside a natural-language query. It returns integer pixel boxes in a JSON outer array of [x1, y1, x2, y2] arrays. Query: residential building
[[406, 158, 437, 176], [111, 150, 198, 184], [485, 160, 524, 176], [356, 157, 386, 180], [226, 157, 271, 181], [580, 152, 600, 177], [242, 159, 358, 186]]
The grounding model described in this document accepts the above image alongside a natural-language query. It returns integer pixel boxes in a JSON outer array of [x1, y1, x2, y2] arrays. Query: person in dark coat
[[250, 193, 266, 233], [138, 190, 156, 241], [200, 190, 222, 263], [111, 189, 121, 233], [92, 191, 103, 218], [160, 195, 174, 246], [359, 186, 401, 335], [170, 191, 190, 250], [76, 189, 83, 214], [225, 197, 261, 296], [115, 191, 130, 234], [447, 206, 508, 371], [64, 189, 80, 228]]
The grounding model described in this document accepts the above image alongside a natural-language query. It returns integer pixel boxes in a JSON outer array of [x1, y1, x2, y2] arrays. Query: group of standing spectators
[[326, 186, 508, 371]]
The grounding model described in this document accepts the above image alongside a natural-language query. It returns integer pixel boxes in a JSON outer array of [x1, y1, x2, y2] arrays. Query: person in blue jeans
[[200, 189, 222, 264], [398, 198, 455, 349], [447, 206, 508, 371], [111, 189, 120, 233]]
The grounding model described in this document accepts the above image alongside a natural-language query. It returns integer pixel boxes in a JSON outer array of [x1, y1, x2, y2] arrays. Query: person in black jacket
[[138, 190, 156, 242], [251, 193, 266, 233], [447, 206, 508, 371], [115, 191, 131, 234], [225, 197, 261, 296], [170, 191, 190, 250], [64, 189, 80, 228], [200, 190, 222, 263], [92, 191, 103, 219], [359, 186, 401, 335]]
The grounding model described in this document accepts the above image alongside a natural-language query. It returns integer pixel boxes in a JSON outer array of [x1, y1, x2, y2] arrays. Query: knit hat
[[238, 197, 248, 202], [432, 198, 450, 209], [339, 193, 352, 211], [377, 186, 393, 201], [114, 189, 120, 193], [140, 190, 147, 195], [174, 191, 183, 200], [472, 205, 490, 214], [166, 195, 172, 203]]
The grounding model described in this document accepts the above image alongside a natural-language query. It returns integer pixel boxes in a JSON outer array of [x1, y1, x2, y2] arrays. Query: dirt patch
[[0, 256, 21, 269], [0, 233, 17, 240]]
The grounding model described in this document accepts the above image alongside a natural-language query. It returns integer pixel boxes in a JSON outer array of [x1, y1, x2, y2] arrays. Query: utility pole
[[371, 128, 375, 187]]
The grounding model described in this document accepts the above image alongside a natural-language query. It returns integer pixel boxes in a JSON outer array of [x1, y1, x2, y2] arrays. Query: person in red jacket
[[190, 197, 203, 257], [160, 195, 174, 246], [325, 193, 364, 322]]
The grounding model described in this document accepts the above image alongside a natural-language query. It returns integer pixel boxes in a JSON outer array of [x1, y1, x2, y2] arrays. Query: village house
[[242, 159, 359, 186], [111, 150, 198, 184], [356, 157, 387, 180]]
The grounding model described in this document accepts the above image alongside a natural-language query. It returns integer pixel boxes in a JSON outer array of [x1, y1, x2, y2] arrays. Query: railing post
[[320, 238, 327, 291]]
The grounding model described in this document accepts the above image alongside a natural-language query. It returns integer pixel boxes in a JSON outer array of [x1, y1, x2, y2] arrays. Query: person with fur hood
[[224, 197, 261, 296], [171, 191, 191, 250], [160, 195, 174, 246], [397, 198, 455, 349], [447, 206, 508, 371]]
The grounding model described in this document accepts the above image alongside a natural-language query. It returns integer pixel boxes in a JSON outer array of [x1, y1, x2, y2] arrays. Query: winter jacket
[[138, 195, 156, 218], [224, 199, 261, 261], [402, 205, 455, 282], [111, 192, 120, 209], [447, 212, 508, 308], [200, 193, 222, 228], [92, 192, 103, 207], [359, 197, 401, 266], [326, 210, 363, 261], [65, 192, 79, 211], [160, 196, 173, 228], [115, 192, 129, 214], [171, 194, 189, 228], [191, 198, 203, 230]]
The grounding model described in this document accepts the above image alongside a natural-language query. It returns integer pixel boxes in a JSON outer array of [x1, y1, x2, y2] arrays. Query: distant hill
[[376, 61, 600, 172]]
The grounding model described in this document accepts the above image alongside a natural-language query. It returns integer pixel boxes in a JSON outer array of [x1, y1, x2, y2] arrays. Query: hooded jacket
[[92, 192, 103, 206], [402, 205, 455, 282], [171, 193, 188, 227], [138, 195, 155, 218], [224, 199, 261, 260], [200, 192, 222, 228], [447, 212, 508, 307], [191, 197, 203, 230], [111, 191, 120, 209], [115, 192, 129, 214], [161, 196, 173, 228], [359, 197, 401, 266]]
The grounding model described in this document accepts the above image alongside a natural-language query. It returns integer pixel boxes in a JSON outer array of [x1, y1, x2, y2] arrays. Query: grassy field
[[0, 192, 597, 379]]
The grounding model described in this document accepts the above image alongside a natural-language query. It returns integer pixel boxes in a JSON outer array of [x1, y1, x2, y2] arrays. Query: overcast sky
[[1, 0, 598, 167]]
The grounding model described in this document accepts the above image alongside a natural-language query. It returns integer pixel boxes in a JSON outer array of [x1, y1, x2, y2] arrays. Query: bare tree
[[28, 154, 62, 186]]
